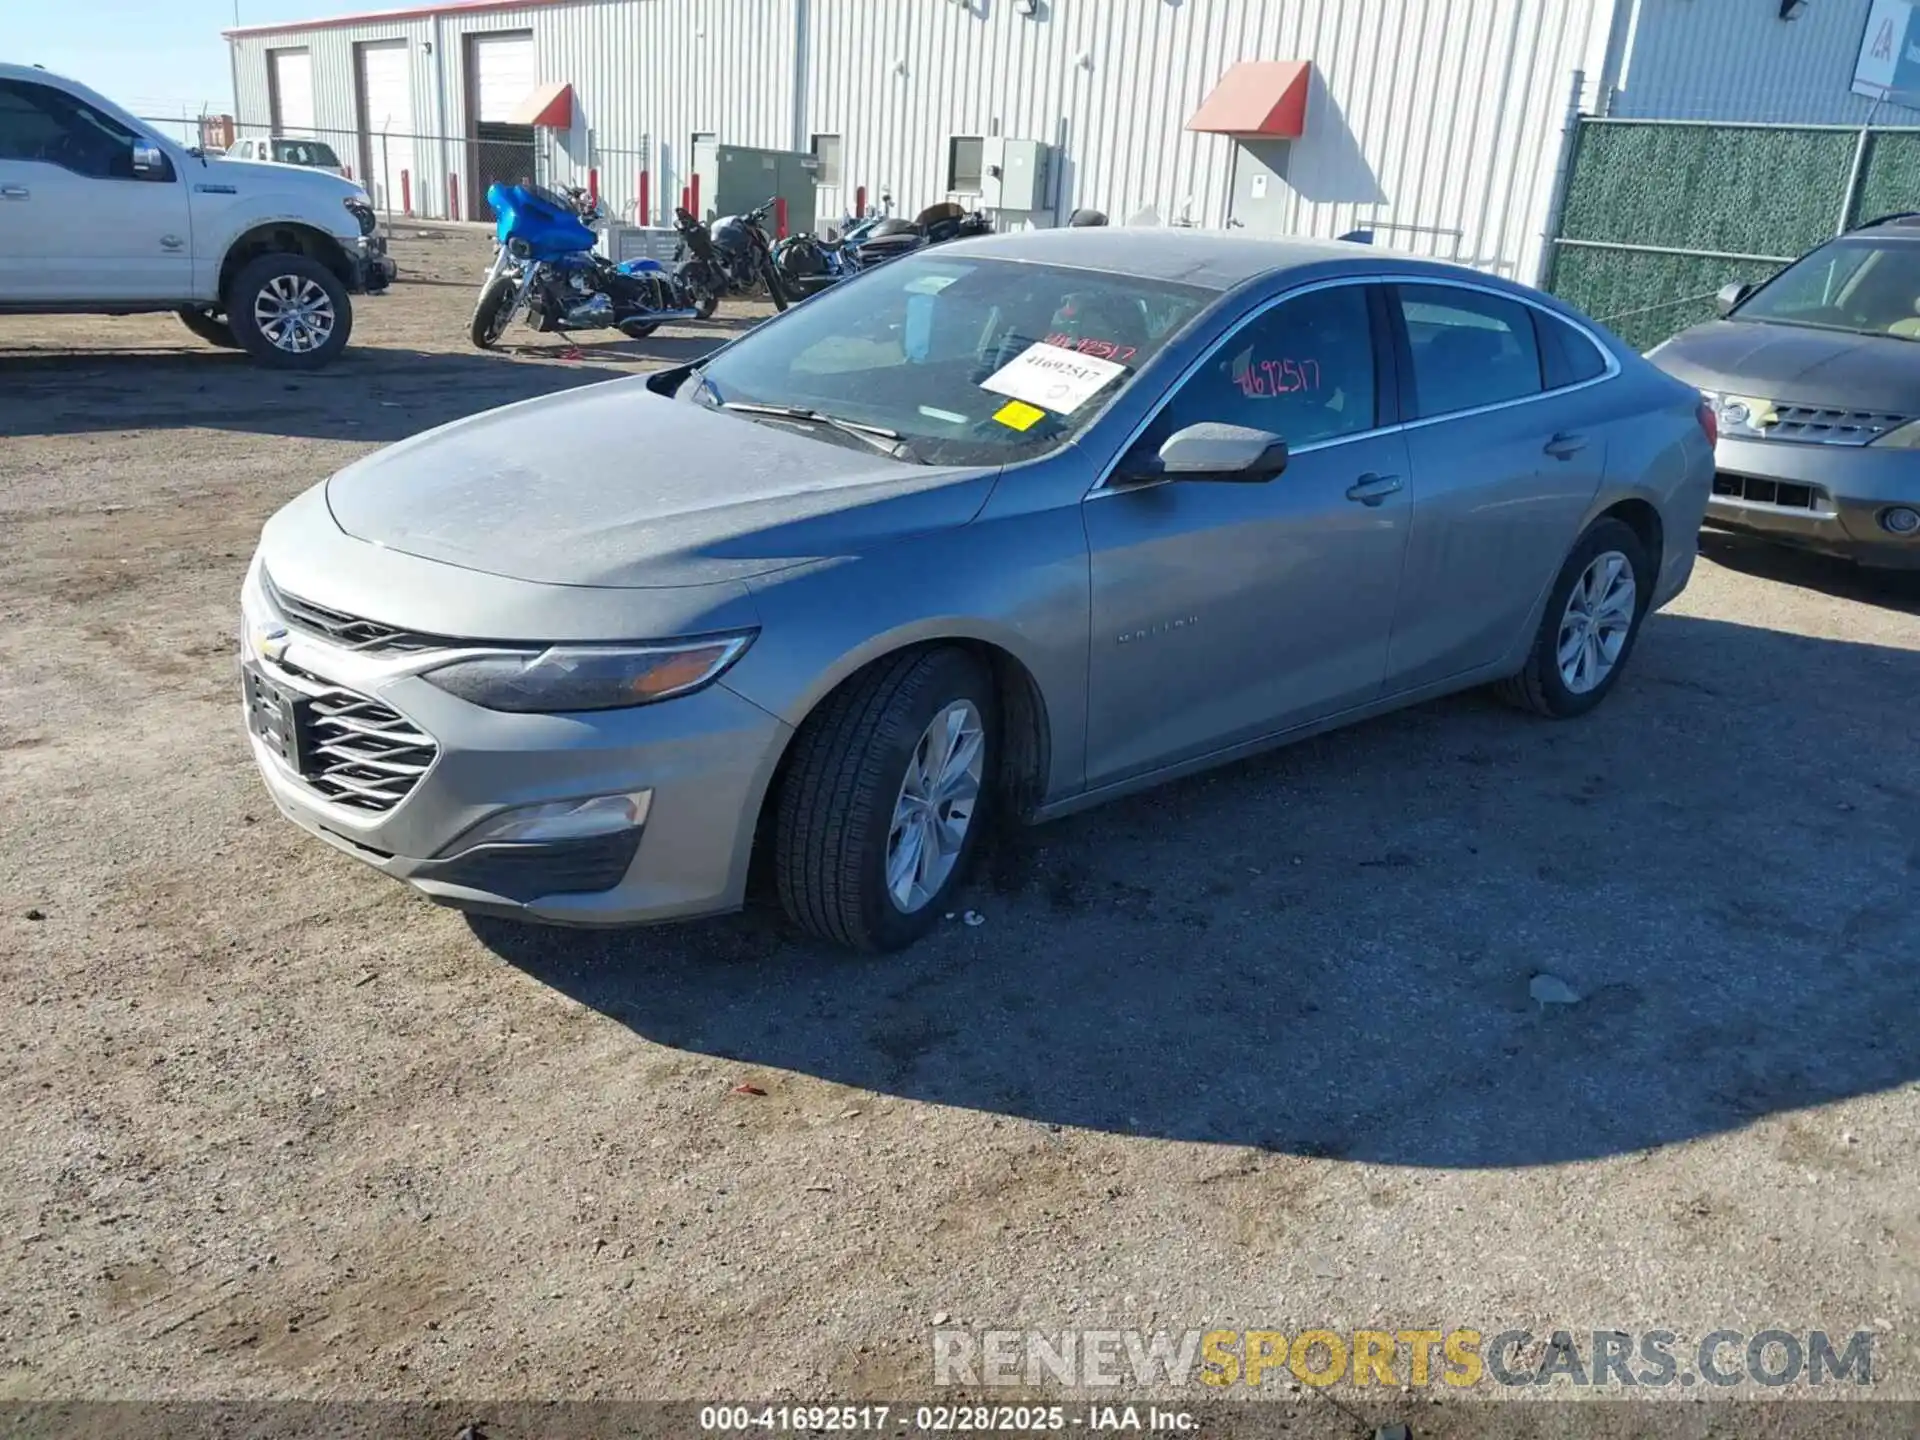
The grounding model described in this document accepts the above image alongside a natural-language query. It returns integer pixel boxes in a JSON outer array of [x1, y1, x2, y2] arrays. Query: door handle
[[0, 185, 28, 200], [1544, 431, 1588, 460], [1345, 472, 1403, 506]]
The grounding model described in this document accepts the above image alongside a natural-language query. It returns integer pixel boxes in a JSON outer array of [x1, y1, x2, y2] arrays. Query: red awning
[[510, 81, 574, 128], [1186, 61, 1312, 139]]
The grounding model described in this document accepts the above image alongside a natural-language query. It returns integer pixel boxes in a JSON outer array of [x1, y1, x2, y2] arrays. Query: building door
[[268, 48, 314, 138], [466, 31, 536, 218], [355, 40, 415, 211], [691, 132, 717, 218], [1226, 140, 1291, 233]]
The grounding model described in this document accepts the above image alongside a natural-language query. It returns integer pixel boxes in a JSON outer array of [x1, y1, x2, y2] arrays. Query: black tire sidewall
[[470, 275, 516, 349], [1529, 518, 1653, 718], [176, 308, 240, 348], [227, 254, 353, 369]]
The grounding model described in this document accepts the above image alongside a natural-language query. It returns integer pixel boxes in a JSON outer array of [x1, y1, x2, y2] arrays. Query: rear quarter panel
[[1588, 361, 1713, 611]]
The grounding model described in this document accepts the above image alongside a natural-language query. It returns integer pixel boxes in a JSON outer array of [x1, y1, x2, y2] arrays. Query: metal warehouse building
[[226, 0, 1910, 287]]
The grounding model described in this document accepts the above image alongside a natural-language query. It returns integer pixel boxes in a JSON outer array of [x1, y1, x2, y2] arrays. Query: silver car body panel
[[245, 229, 1713, 924]]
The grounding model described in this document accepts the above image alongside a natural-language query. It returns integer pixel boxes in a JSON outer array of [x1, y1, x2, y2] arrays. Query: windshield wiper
[[718, 401, 920, 461]]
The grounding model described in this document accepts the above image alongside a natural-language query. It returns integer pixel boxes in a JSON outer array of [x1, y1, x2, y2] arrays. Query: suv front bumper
[[1708, 434, 1920, 568], [347, 235, 396, 294]]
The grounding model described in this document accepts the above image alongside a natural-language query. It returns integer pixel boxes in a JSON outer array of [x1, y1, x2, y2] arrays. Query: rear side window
[[1397, 284, 1543, 418], [1535, 310, 1609, 389]]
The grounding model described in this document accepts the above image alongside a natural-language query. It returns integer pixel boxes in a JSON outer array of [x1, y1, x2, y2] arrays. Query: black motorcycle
[[672, 197, 791, 318], [853, 202, 994, 269]]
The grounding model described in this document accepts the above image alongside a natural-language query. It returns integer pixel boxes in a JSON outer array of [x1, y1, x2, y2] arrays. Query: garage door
[[356, 41, 416, 211], [469, 32, 535, 123], [269, 48, 314, 136]]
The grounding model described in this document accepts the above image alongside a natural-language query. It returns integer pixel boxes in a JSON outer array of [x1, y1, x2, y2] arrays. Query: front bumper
[[347, 234, 396, 295], [1706, 435, 1920, 567], [239, 568, 789, 926]]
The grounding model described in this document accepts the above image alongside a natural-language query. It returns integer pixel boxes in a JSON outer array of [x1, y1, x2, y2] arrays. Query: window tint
[[1535, 310, 1609, 388], [1398, 284, 1543, 418], [0, 80, 142, 179], [1142, 283, 1377, 453]]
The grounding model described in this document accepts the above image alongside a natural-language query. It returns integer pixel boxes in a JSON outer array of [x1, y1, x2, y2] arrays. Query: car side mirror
[[1127, 422, 1288, 483], [132, 141, 169, 181], [1714, 280, 1752, 317]]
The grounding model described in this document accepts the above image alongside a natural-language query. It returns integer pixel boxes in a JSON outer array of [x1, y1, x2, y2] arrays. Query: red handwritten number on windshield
[[1235, 357, 1321, 398], [1044, 333, 1137, 365]]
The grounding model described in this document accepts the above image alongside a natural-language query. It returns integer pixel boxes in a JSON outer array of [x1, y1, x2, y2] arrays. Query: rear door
[[1382, 282, 1611, 691]]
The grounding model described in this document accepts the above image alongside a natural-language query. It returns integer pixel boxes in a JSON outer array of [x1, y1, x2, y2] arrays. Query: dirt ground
[[2, 227, 1917, 1427]]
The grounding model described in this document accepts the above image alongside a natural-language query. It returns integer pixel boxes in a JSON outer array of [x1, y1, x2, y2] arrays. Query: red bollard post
[[587, 167, 599, 207], [400, 169, 411, 216], [774, 196, 788, 239], [855, 184, 867, 217], [689, 173, 700, 220], [637, 169, 650, 225], [680, 184, 691, 214], [448, 173, 461, 222]]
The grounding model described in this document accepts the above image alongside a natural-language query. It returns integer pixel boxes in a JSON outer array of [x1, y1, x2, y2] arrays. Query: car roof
[[938, 225, 1539, 296], [1850, 212, 1920, 235]]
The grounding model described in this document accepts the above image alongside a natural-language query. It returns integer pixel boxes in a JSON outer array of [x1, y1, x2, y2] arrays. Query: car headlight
[[1872, 419, 1920, 449], [1701, 389, 1776, 439], [419, 634, 754, 713]]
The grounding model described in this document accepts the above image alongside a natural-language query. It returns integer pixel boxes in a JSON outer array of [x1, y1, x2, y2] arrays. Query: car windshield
[[272, 139, 340, 167], [1733, 236, 1920, 340], [687, 255, 1217, 465]]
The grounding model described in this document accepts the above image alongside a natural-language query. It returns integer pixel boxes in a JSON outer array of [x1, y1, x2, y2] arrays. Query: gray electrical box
[[982, 138, 1052, 213]]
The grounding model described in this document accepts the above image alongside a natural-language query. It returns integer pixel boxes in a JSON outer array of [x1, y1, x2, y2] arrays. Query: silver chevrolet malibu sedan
[[240, 229, 1714, 951]]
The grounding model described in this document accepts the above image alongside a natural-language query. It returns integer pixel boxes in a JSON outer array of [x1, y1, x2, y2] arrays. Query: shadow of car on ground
[[1698, 529, 1920, 616], [471, 611, 1920, 1170]]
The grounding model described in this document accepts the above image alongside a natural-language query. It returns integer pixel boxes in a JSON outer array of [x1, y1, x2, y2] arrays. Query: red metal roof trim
[[224, 0, 568, 39], [1186, 60, 1312, 139]]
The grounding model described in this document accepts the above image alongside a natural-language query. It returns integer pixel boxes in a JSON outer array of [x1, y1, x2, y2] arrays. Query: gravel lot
[[2, 227, 1917, 1430]]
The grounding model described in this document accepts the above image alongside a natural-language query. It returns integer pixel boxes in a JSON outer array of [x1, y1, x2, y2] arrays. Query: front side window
[[272, 138, 341, 167], [0, 80, 147, 180], [689, 255, 1215, 465], [1733, 238, 1920, 339], [1140, 283, 1379, 453], [1398, 284, 1543, 418]]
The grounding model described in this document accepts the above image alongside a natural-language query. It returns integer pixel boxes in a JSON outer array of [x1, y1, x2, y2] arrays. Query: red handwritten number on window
[[1044, 333, 1137, 365], [1235, 357, 1321, 398]]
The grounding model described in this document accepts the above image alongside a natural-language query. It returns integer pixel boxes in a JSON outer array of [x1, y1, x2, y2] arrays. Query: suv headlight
[[419, 634, 754, 713], [1872, 419, 1920, 449], [343, 195, 376, 237]]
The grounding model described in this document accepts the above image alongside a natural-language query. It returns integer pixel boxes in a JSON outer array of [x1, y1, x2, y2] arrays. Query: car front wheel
[[226, 253, 353, 369], [1495, 516, 1652, 718], [774, 648, 995, 951]]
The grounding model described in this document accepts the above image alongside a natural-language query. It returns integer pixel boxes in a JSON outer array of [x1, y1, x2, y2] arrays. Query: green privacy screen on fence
[[1545, 119, 1920, 352]]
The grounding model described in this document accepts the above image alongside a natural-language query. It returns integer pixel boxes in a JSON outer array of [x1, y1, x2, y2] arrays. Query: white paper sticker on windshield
[[980, 342, 1128, 415]]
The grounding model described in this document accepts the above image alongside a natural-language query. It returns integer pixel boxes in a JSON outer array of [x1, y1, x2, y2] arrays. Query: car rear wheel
[[176, 307, 241, 349], [226, 253, 353, 369], [1495, 517, 1651, 719], [773, 648, 995, 952]]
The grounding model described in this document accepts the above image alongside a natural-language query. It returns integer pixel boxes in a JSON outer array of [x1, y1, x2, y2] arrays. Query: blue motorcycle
[[470, 182, 702, 349]]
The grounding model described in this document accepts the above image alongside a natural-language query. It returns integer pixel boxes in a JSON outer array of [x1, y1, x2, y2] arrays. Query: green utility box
[[712, 144, 819, 236]]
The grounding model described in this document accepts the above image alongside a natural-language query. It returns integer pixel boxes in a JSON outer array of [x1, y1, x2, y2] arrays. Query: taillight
[[1697, 397, 1719, 447]]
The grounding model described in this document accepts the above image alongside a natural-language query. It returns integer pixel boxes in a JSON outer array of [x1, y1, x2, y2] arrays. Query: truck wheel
[[226, 253, 353, 369], [470, 275, 518, 349], [176, 308, 241, 349]]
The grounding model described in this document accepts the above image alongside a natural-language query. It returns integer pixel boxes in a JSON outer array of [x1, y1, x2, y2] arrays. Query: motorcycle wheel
[[470, 275, 518, 350], [764, 261, 791, 312]]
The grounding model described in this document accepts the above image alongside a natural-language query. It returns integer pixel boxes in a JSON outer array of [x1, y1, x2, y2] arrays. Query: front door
[[0, 79, 191, 302], [1226, 140, 1292, 233], [1082, 282, 1412, 787]]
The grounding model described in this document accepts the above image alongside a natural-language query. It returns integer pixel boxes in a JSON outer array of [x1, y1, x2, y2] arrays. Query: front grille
[[264, 572, 443, 654], [1712, 472, 1828, 512], [279, 661, 438, 813], [1761, 405, 1905, 447]]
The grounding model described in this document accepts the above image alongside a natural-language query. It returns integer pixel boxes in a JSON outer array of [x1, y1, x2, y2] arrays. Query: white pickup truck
[[0, 62, 395, 368]]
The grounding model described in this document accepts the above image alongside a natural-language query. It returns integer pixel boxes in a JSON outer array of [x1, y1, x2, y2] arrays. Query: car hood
[[324, 376, 999, 588], [204, 153, 365, 201], [1650, 319, 1920, 415]]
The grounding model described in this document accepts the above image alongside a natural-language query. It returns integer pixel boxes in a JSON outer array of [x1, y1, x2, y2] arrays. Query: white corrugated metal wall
[[230, 0, 1619, 273], [1603, 0, 1892, 124]]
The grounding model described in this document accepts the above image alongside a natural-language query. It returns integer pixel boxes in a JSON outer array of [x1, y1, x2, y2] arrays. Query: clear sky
[[13, 0, 377, 118]]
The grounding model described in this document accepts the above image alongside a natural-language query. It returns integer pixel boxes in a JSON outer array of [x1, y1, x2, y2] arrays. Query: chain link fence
[[1545, 115, 1920, 351]]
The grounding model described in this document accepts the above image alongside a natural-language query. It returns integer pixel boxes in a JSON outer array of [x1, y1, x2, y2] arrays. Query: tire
[[469, 275, 517, 350], [774, 648, 996, 952], [225, 252, 353, 369], [1495, 517, 1653, 719], [763, 258, 791, 311], [176, 307, 240, 349]]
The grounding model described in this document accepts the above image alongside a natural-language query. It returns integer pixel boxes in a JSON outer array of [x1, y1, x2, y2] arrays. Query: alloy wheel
[[885, 699, 985, 914], [1557, 549, 1637, 695], [253, 274, 337, 354]]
